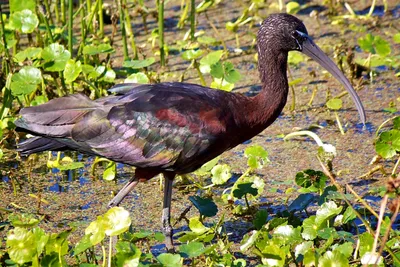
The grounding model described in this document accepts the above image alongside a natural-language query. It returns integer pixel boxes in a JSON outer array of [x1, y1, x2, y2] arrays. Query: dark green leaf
[[288, 193, 314, 212], [189, 196, 218, 217], [233, 182, 258, 199], [253, 210, 268, 230]]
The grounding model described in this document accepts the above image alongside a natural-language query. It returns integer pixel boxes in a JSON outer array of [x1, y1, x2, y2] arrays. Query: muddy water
[[1, 0, 399, 252]]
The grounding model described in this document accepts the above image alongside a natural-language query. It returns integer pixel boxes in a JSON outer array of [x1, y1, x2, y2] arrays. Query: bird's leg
[[108, 177, 139, 207], [162, 173, 175, 252]]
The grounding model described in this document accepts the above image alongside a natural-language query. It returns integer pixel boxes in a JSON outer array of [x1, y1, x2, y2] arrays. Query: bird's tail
[[15, 93, 99, 138], [16, 136, 67, 157], [15, 93, 100, 156]]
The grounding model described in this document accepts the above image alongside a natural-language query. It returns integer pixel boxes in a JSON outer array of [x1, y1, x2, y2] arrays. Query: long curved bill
[[299, 32, 366, 125]]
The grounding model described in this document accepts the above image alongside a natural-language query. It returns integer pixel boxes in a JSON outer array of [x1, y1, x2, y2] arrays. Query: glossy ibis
[[15, 13, 366, 251]]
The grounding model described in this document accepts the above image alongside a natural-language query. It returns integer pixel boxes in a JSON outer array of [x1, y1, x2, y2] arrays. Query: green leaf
[[394, 33, 400, 44], [393, 117, 400, 130], [342, 206, 356, 224], [14, 47, 42, 62], [375, 130, 400, 158], [244, 145, 269, 169], [189, 196, 218, 217], [317, 227, 337, 239], [295, 169, 327, 190], [253, 210, 268, 230], [315, 201, 343, 226], [123, 57, 155, 69], [179, 242, 206, 258], [210, 62, 224, 79], [358, 34, 375, 53], [45, 230, 71, 257], [10, 66, 42, 96], [10, 0, 36, 12], [0, 149, 3, 160], [240, 230, 259, 251], [288, 193, 314, 212], [188, 217, 209, 235], [194, 156, 220, 176], [6, 227, 36, 264], [359, 232, 374, 257], [326, 98, 343, 110], [272, 225, 302, 246], [295, 241, 314, 258], [223, 62, 241, 84], [200, 50, 223, 73], [42, 43, 71, 72], [115, 241, 141, 267], [9, 9, 39, 33], [288, 51, 304, 66], [302, 215, 318, 240], [57, 161, 85, 171], [374, 35, 391, 57], [64, 59, 82, 84], [124, 73, 149, 84], [211, 164, 231, 185], [82, 43, 115, 55], [104, 207, 131, 236], [85, 216, 107, 245], [181, 49, 204, 61], [157, 253, 182, 267], [319, 250, 349, 267], [333, 242, 354, 258], [260, 244, 286, 266], [198, 36, 218, 45], [210, 78, 234, 91], [103, 161, 116, 181], [74, 234, 92, 255], [233, 182, 258, 199], [286, 2, 301, 14]]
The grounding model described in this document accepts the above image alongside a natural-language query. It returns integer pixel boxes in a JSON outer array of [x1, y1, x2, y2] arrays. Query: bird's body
[[15, 13, 366, 251]]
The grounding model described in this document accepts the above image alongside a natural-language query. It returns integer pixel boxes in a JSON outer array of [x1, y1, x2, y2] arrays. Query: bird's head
[[257, 13, 366, 125]]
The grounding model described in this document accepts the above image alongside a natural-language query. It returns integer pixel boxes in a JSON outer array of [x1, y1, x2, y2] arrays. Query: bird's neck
[[241, 49, 289, 130]]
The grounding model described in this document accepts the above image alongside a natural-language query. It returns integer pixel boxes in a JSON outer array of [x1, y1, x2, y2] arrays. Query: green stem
[[61, 0, 66, 24], [177, 0, 189, 29], [190, 0, 195, 41], [55, 0, 60, 23], [158, 0, 165, 66], [193, 60, 206, 86], [334, 111, 345, 135], [119, 0, 129, 61], [287, 67, 296, 111], [86, 0, 92, 33], [392, 155, 400, 177], [98, 0, 104, 37], [44, 0, 53, 24], [0, 5, 11, 76], [68, 0, 73, 55], [123, 0, 138, 59], [39, 6, 55, 43]]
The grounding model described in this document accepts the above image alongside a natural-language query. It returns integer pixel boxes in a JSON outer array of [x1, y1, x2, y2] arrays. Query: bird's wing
[[67, 83, 234, 170]]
